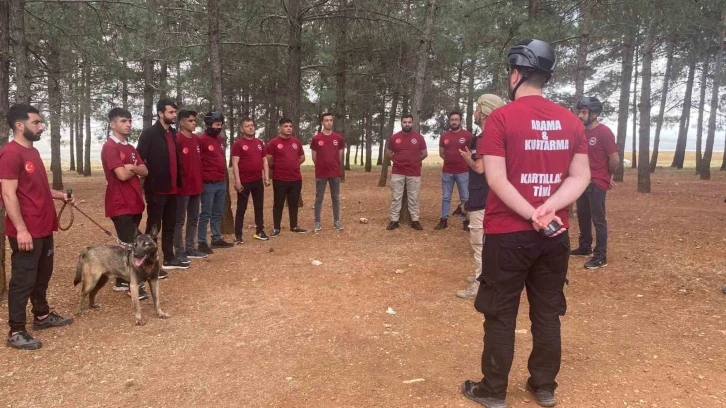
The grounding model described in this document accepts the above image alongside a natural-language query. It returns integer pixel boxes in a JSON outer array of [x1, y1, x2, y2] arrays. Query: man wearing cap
[[570, 97, 619, 269], [461, 40, 590, 408], [434, 111, 472, 231], [456, 94, 505, 300]]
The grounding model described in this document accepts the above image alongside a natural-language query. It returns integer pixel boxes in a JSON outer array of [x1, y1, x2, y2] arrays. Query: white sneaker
[[456, 282, 479, 299]]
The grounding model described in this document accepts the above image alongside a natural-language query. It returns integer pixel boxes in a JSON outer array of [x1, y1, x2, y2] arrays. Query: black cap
[[203, 111, 225, 126], [576, 97, 603, 114], [507, 39, 557, 75]]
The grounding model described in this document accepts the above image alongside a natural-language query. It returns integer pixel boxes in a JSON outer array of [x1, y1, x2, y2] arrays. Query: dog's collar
[[117, 240, 133, 250]]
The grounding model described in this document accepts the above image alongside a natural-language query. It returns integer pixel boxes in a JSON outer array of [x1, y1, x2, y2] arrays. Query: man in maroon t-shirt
[[1, 104, 75, 350], [231, 117, 270, 243], [571, 97, 620, 269], [197, 111, 234, 251], [461, 40, 590, 408], [311, 113, 345, 232], [174, 110, 208, 262], [435, 111, 473, 230], [265, 117, 307, 237], [385, 114, 428, 231], [102, 108, 150, 298]]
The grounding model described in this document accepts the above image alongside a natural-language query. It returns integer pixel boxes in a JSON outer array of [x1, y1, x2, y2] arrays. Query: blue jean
[[198, 181, 227, 244], [314, 177, 341, 224], [441, 172, 469, 219]]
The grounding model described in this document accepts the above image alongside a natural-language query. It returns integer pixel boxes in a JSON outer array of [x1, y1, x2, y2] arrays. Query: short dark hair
[[279, 117, 293, 126], [511, 66, 551, 89], [448, 111, 463, 120], [400, 114, 413, 122], [320, 112, 334, 123], [240, 117, 256, 126], [178, 110, 198, 121], [6, 104, 40, 131], [156, 98, 178, 114], [108, 107, 132, 122]]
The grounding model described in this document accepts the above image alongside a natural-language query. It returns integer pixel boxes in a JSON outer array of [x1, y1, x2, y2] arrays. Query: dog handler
[[461, 39, 590, 408], [1, 104, 75, 350]]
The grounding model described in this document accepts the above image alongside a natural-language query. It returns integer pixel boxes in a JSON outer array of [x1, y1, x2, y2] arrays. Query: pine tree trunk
[[574, 2, 590, 106], [344, 143, 351, 170], [0, 0, 10, 296], [48, 34, 63, 190], [122, 58, 129, 110], [76, 68, 84, 174], [333, 23, 347, 180], [411, 0, 437, 130], [695, 57, 709, 175], [649, 35, 675, 172], [159, 60, 168, 100], [365, 110, 373, 172], [637, 25, 657, 193], [631, 43, 638, 169], [377, 95, 386, 166], [614, 26, 636, 182], [454, 55, 464, 110], [701, 7, 726, 180], [672, 58, 695, 169], [83, 65, 92, 177], [378, 48, 402, 187], [176, 61, 183, 107], [143, 57, 154, 129], [69, 73, 75, 171], [287, 0, 302, 137], [465, 55, 476, 132], [9, 0, 29, 103]]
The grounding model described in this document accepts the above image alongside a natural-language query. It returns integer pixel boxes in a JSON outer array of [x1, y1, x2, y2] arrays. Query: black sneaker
[[386, 221, 400, 230], [158, 270, 169, 280], [584, 257, 607, 269], [411, 221, 423, 230], [186, 248, 208, 259], [198, 243, 214, 254], [211, 239, 234, 248], [290, 226, 307, 234], [33, 311, 73, 330], [7, 330, 42, 350], [434, 218, 448, 230], [113, 279, 130, 292], [525, 382, 556, 407], [126, 285, 149, 300], [461, 380, 508, 408], [271, 229, 281, 238], [235, 236, 244, 245], [254, 231, 269, 241], [162, 259, 189, 271], [570, 247, 592, 256]]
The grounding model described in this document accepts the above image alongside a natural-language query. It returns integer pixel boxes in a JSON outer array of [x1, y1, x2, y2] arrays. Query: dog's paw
[[135, 319, 146, 326], [90, 304, 101, 309], [157, 312, 170, 319]]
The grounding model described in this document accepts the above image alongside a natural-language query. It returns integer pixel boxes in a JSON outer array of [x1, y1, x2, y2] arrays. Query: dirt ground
[[2, 163, 726, 408]]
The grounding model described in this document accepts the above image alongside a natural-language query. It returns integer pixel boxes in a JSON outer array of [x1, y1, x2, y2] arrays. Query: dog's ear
[[135, 228, 142, 238], [149, 224, 159, 240]]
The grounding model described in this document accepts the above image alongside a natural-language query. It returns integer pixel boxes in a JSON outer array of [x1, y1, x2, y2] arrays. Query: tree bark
[[48, 33, 63, 190], [159, 60, 168, 100], [695, 57, 709, 175], [701, 7, 726, 180], [465, 55, 476, 132], [649, 35, 675, 172], [344, 143, 351, 170], [76, 66, 84, 174], [176, 61, 183, 106], [378, 89, 398, 187], [83, 65, 92, 177], [454, 54, 464, 110], [333, 21, 347, 179], [142, 58, 154, 129], [287, 0, 302, 137], [365, 110, 373, 172], [637, 23, 657, 193], [574, 2, 590, 106], [377, 95, 386, 166], [122, 58, 129, 110], [0, 0, 10, 296], [9, 0, 29, 103], [410, 0, 437, 131], [614, 27, 636, 182], [631, 42, 638, 169], [69, 71, 75, 171], [672, 58, 696, 169]]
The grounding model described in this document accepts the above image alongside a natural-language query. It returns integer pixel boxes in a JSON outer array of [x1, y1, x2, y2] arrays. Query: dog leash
[[57, 188, 133, 250]]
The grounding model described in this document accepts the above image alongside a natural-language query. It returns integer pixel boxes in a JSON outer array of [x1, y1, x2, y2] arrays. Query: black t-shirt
[[466, 135, 489, 212]]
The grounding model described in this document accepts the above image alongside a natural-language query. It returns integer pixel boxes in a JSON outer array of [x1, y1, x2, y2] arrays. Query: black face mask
[[206, 127, 222, 137], [24, 128, 42, 142]]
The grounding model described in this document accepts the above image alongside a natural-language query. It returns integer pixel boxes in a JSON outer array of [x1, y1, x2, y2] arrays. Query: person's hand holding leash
[[235, 182, 244, 193], [264, 179, 271, 187], [16, 229, 33, 251]]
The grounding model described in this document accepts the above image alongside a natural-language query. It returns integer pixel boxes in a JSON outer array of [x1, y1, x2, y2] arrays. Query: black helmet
[[576, 97, 603, 114], [203, 111, 225, 127], [507, 39, 557, 75]]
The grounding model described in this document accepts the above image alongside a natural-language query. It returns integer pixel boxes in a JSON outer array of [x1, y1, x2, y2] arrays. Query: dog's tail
[[73, 247, 90, 286]]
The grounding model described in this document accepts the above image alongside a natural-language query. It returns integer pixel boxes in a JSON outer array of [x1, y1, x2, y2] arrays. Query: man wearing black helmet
[[461, 40, 590, 408], [571, 97, 619, 269], [197, 112, 234, 252]]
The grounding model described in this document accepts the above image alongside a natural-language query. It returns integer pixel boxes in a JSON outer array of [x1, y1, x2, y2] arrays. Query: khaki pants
[[468, 209, 485, 280], [390, 174, 421, 222]]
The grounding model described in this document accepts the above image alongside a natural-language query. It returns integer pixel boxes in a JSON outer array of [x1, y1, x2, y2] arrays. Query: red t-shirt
[[388, 131, 427, 177], [310, 132, 345, 179], [585, 124, 619, 191], [101, 138, 146, 218], [0, 141, 58, 238], [177, 133, 204, 196], [198, 132, 227, 182], [161, 130, 178, 194], [439, 129, 472, 174], [231, 137, 265, 183], [479, 95, 588, 234], [265, 135, 304, 181]]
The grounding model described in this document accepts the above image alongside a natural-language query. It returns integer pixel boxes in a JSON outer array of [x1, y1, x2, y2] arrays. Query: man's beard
[[450, 124, 460, 131], [402, 126, 412, 133], [207, 127, 222, 136], [162, 116, 176, 126], [581, 116, 594, 127], [24, 128, 41, 142]]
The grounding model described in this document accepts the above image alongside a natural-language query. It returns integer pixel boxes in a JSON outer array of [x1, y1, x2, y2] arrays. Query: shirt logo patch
[[395, 138, 402, 144], [318, 140, 325, 146], [411, 138, 418, 145], [182, 147, 189, 155], [242, 145, 249, 151], [589, 137, 597, 146], [277, 143, 283, 149], [444, 139, 450, 145], [257, 144, 263, 151], [208, 145, 215, 152], [333, 140, 339, 146], [131, 153, 137, 164], [197, 146, 201, 153], [24, 161, 35, 173], [292, 143, 298, 149], [120, 152, 126, 161], [459, 138, 466, 144]]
